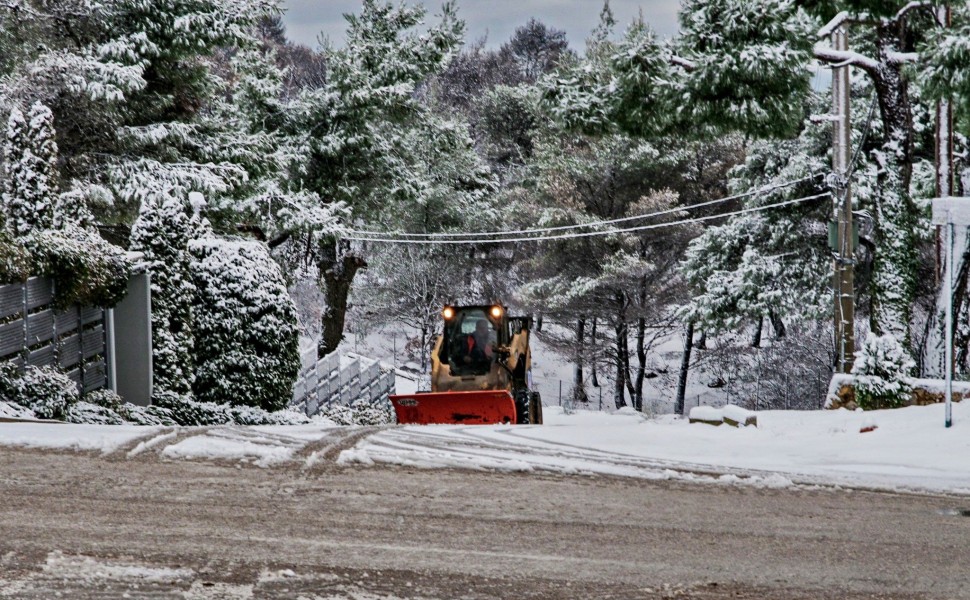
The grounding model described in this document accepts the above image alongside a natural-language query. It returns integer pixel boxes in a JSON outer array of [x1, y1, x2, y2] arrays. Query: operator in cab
[[462, 319, 494, 367]]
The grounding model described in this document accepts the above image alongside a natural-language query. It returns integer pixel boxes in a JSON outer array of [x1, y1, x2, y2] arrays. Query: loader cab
[[440, 305, 509, 376]]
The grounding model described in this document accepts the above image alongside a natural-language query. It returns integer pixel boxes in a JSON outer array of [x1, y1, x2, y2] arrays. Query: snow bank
[[3, 403, 970, 495], [344, 404, 970, 494], [0, 422, 160, 454]]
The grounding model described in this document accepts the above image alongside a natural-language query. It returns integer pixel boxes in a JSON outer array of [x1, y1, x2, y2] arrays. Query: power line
[[346, 173, 824, 239], [343, 192, 831, 245]]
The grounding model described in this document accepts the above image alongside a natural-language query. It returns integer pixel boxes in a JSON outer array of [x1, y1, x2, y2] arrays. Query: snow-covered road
[[2, 402, 969, 495]]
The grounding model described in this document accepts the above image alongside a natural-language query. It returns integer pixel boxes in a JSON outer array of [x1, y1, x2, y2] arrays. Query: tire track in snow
[[345, 426, 813, 489]]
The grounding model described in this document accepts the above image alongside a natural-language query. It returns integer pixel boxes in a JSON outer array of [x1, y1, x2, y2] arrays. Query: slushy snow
[[1, 403, 969, 494]]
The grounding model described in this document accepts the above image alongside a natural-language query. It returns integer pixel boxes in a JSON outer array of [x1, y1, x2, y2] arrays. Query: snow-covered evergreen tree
[[1, 108, 27, 234], [0, 0, 286, 225], [292, 0, 487, 355], [129, 195, 196, 396], [680, 88, 834, 333], [189, 238, 299, 411], [852, 334, 915, 410], [675, 0, 815, 138], [3, 102, 59, 236]]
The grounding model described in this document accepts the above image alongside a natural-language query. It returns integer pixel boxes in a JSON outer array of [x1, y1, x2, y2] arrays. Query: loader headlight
[[442, 306, 455, 320], [490, 305, 503, 319]]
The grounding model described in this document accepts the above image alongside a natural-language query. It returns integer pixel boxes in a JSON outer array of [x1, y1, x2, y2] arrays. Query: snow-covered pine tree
[[189, 238, 300, 412], [294, 0, 475, 356], [675, 0, 815, 138], [3, 102, 59, 236], [0, 0, 284, 226], [129, 195, 196, 396], [852, 333, 915, 410], [680, 87, 835, 335]]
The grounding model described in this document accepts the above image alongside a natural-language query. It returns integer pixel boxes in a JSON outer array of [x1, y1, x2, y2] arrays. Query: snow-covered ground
[[2, 402, 969, 495]]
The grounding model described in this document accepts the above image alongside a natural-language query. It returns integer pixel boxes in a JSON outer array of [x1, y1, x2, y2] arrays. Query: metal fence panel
[[80, 307, 102, 326], [0, 319, 25, 358], [54, 309, 79, 333], [82, 325, 104, 359], [59, 333, 81, 369], [25, 278, 52, 310], [27, 345, 55, 367], [83, 360, 106, 392], [26, 309, 54, 345], [0, 283, 22, 318], [339, 360, 357, 387]]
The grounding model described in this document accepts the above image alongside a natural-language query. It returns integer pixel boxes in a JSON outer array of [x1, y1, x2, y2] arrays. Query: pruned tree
[[129, 195, 197, 396], [3, 102, 58, 236]]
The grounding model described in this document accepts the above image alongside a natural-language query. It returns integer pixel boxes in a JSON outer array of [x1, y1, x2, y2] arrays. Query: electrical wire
[[342, 192, 831, 245], [346, 173, 824, 239]]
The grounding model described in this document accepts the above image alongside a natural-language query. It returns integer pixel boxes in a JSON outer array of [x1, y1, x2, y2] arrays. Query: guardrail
[[291, 349, 396, 417]]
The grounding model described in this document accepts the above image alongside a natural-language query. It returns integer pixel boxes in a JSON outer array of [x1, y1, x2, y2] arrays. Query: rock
[[722, 414, 758, 428], [688, 417, 723, 427]]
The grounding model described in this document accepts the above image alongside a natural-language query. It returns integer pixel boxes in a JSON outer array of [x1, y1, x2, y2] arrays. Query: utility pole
[[937, 4, 954, 429], [831, 24, 855, 373]]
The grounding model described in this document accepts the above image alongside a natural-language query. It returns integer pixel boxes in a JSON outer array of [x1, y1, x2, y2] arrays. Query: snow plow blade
[[390, 390, 517, 425]]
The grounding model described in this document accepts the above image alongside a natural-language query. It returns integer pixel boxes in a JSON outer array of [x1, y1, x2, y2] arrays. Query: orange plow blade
[[390, 390, 517, 425]]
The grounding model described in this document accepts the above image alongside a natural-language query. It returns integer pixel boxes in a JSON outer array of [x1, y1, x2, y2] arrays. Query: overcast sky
[[280, 1, 682, 51]]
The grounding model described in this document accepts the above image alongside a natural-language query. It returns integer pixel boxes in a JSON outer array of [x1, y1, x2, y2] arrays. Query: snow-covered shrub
[[694, 323, 833, 411], [65, 401, 127, 425], [351, 400, 395, 426], [13, 366, 79, 419], [2, 102, 58, 236], [152, 389, 308, 426], [0, 361, 23, 404], [851, 334, 915, 410], [121, 404, 179, 426], [83, 388, 124, 411], [130, 195, 196, 395], [316, 403, 356, 426], [63, 389, 180, 425], [316, 400, 394, 426], [0, 232, 31, 283], [25, 226, 132, 308], [189, 237, 300, 412]]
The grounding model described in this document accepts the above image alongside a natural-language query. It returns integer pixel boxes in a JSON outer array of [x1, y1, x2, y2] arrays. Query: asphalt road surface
[[0, 443, 968, 599]]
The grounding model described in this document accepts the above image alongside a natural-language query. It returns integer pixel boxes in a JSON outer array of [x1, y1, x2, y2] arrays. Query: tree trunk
[[869, 31, 917, 351], [573, 317, 589, 403], [318, 239, 366, 358], [751, 317, 763, 348], [419, 324, 429, 373], [697, 330, 707, 350], [631, 274, 648, 412], [675, 321, 695, 416], [614, 318, 627, 409], [613, 290, 629, 409], [590, 317, 599, 388], [633, 314, 646, 412], [769, 311, 786, 339]]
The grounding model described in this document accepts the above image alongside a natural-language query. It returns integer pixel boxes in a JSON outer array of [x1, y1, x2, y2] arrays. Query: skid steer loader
[[390, 304, 542, 425]]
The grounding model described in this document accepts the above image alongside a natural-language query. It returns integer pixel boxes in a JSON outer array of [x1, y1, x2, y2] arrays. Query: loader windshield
[[444, 308, 497, 375]]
